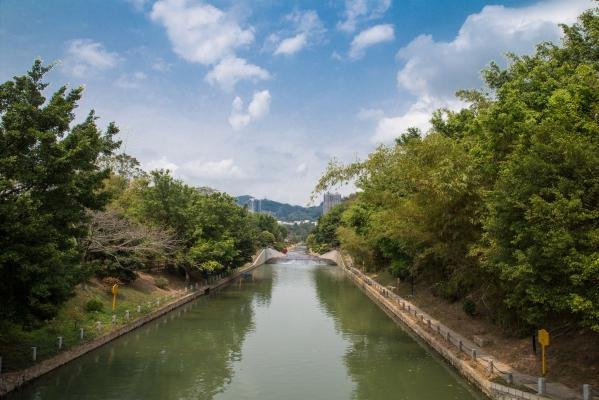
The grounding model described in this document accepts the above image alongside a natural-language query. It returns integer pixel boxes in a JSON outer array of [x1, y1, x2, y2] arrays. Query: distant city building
[[248, 197, 262, 213], [323, 192, 342, 214]]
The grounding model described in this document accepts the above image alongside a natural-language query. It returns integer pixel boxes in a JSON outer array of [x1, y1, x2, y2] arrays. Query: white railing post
[[582, 384, 591, 400], [538, 377, 546, 395]]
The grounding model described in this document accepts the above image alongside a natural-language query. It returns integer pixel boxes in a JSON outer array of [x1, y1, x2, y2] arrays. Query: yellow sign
[[538, 329, 550, 376], [538, 329, 550, 346], [112, 284, 119, 311]]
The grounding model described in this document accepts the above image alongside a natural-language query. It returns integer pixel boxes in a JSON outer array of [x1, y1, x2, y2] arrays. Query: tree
[[82, 209, 180, 281], [474, 10, 599, 331], [312, 9, 599, 333], [0, 61, 120, 323]]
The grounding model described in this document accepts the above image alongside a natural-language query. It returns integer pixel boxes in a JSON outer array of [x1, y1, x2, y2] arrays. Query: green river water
[[8, 256, 484, 400]]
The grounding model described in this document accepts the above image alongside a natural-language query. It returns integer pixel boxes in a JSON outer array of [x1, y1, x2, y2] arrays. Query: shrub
[[101, 276, 123, 287], [463, 299, 476, 316], [85, 299, 104, 313], [389, 259, 410, 279], [154, 277, 169, 289]]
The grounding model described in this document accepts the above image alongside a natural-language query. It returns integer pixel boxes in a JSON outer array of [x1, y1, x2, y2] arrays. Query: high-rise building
[[248, 197, 262, 213], [323, 192, 342, 214]]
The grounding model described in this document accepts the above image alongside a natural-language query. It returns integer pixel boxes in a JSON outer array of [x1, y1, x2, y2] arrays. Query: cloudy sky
[[0, 0, 593, 204]]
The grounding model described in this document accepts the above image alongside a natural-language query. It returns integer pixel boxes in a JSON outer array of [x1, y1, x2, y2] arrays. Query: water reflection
[[8, 268, 273, 400], [9, 262, 482, 400], [313, 266, 483, 400]]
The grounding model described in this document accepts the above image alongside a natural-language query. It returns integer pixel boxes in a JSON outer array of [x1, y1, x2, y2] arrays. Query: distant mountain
[[236, 196, 322, 222]]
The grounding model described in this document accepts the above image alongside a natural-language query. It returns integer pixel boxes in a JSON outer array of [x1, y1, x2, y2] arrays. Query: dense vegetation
[[237, 195, 322, 221], [0, 62, 286, 327], [286, 221, 316, 243], [310, 10, 599, 334]]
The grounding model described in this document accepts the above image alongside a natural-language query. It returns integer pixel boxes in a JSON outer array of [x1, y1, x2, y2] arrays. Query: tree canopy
[[311, 9, 599, 333], [0, 62, 287, 326]]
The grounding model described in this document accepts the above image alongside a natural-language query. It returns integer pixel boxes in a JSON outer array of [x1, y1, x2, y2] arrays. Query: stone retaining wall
[[328, 250, 557, 400], [0, 249, 270, 396]]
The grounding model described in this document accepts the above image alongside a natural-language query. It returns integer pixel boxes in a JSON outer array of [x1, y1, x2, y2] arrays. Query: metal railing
[[336, 252, 595, 400], [0, 253, 266, 376]]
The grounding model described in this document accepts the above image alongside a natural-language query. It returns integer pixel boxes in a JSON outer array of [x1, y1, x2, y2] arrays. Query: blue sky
[[0, 0, 593, 204]]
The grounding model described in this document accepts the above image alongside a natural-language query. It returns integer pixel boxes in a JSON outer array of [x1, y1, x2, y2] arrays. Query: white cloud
[[273, 10, 325, 56], [152, 58, 172, 72], [372, 97, 465, 142], [372, 0, 593, 143], [62, 39, 119, 77], [357, 108, 384, 121], [150, 0, 254, 66], [183, 159, 244, 179], [229, 90, 271, 130], [349, 24, 394, 59], [127, 0, 148, 11], [338, 0, 391, 33], [145, 156, 179, 172], [206, 57, 270, 92], [144, 156, 244, 180], [115, 71, 147, 89], [275, 33, 308, 56], [296, 162, 307, 175]]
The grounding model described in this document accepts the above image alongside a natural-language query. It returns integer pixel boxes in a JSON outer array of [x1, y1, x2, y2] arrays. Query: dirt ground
[[367, 270, 599, 391], [129, 270, 187, 294]]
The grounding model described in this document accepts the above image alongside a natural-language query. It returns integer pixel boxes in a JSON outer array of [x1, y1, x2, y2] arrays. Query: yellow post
[[112, 284, 119, 311], [538, 329, 550, 376]]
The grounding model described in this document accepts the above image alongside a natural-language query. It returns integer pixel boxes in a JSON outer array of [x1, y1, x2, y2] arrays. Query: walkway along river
[[7, 252, 484, 399]]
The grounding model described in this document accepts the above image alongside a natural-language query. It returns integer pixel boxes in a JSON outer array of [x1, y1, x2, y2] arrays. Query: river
[[8, 253, 484, 399]]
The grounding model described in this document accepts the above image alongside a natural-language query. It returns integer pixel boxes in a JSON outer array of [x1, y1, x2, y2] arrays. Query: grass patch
[[0, 273, 184, 372]]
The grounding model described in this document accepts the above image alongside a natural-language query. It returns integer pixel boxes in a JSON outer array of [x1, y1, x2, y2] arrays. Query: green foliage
[[306, 203, 347, 253], [0, 61, 120, 323], [258, 230, 277, 247], [286, 222, 316, 243], [199, 260, 224, 273], [0, 62, 274, 332], [463, 299, 477, 317], [154, 277, 169, 289], [84, 299, 104, 313], [312, 10, 599, 332]]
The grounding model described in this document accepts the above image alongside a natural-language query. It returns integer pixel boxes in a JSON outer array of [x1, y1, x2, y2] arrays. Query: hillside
[[237, 196, 322, 222]]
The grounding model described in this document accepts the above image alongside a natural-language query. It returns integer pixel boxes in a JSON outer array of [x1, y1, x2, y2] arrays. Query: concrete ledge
[[0, 248, 271, 396], [330, 250, 556, 400]]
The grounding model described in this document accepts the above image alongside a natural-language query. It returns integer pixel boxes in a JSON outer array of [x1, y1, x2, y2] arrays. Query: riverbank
[[368, 268, 599, 393], [322, 250, 596, 400], [0, 249, 275, 396]]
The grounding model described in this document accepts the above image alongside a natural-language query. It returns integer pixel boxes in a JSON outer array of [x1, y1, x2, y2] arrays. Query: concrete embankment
[[0, 248, 281, 396], [320, 250, 587, 400]]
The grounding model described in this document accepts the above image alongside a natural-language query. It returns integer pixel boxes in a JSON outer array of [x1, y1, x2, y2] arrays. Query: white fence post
[[506, 373, 513, 385], [582, 384, 591, 400], [538, 377, 546, 395], [57, 336, 63, 350], [32, 346, 37, 361]]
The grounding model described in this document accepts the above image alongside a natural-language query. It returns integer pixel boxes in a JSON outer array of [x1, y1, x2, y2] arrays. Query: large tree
[[0, 61, 120, 323], [312, 9, 599, 333]]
